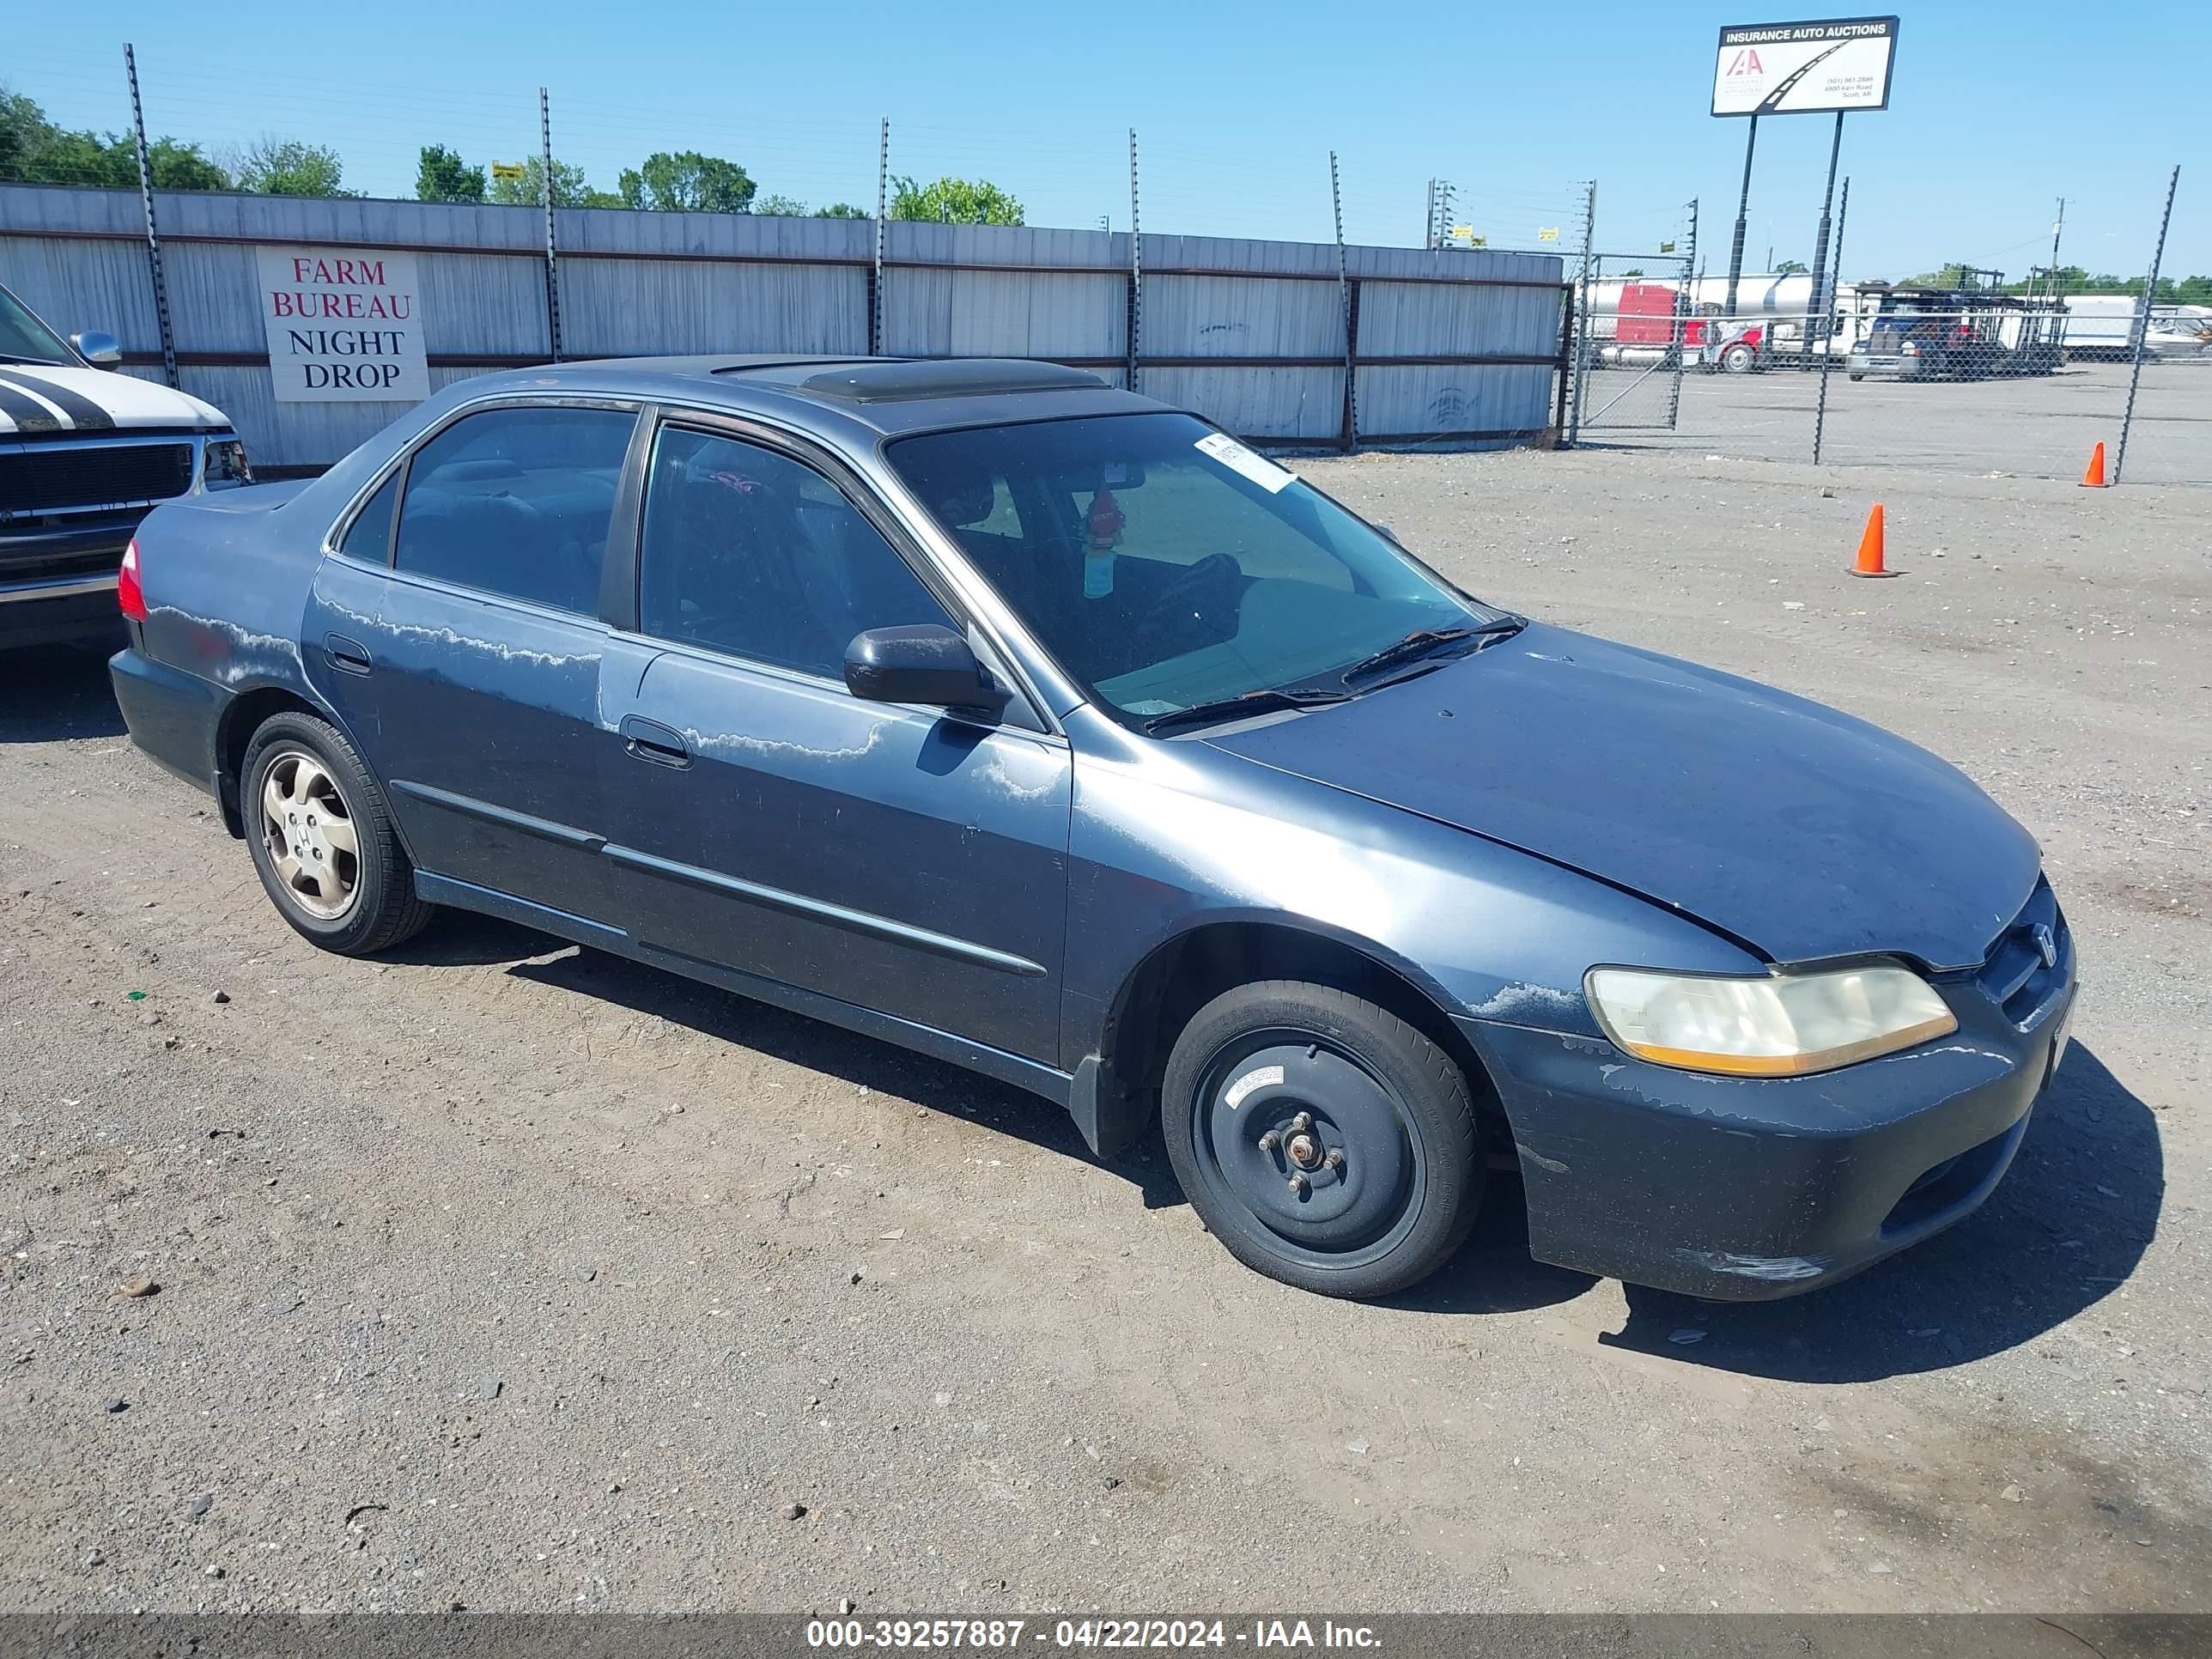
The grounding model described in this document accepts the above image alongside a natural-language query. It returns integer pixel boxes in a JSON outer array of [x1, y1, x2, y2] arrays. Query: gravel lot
[[2, 445, 2205, 1616]]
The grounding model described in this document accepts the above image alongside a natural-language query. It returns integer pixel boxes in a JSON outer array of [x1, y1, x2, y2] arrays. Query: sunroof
[[797, 359, 1109, 404]]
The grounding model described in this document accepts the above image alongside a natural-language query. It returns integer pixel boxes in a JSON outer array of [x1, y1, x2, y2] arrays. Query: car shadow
[[367, 913, 2158, 1354], [0, 642, 127, 743], [1595, 1042, 2161, 1382], [478, 925, 1187, 1211]]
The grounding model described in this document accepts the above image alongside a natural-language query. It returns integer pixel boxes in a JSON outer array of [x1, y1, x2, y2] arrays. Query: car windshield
[[885, 411, 1499, 723], [0, 286, 77, 366]]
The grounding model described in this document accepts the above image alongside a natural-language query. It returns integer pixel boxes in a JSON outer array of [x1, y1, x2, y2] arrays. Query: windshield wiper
[[1336, 617, 1525, 688], [1141, 685, 1355, 736]]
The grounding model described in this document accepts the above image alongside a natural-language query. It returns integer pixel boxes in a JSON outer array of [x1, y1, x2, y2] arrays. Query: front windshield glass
[[0, 287, 77, 366], [886, 411, 1497, 721]]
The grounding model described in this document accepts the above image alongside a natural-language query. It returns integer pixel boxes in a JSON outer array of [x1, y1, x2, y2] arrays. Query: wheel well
[[1094, 921, 1507, 1155], [213, 686, 321, 836]]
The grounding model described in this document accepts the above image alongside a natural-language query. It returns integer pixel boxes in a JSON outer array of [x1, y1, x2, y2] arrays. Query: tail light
[[118, 537, 147, 622]]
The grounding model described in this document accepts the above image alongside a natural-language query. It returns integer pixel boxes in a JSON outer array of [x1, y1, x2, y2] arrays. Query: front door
[[599, 419, 1071, 1064]]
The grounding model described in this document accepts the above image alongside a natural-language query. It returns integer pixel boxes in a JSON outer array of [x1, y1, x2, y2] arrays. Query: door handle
[[620, 714, 692, 768], [324, 634, 372, 674]]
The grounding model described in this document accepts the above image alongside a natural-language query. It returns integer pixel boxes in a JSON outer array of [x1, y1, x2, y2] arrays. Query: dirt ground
[[1, 445, 2205, 1616]]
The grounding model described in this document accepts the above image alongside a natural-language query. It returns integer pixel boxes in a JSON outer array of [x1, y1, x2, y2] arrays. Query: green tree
[[235, 137, 351, 198], [416, 143, 484, 204], [755, 191, 807, 216], [815, 202, 868, 218], [889, 174, 1023, 226], [617, 150, 756, 214], [1774, 258, 1809, 275], [1, 84, 228, 190]]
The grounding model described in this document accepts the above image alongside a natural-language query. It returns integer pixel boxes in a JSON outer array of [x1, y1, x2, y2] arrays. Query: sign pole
[[1723, 112, 1759, 319]]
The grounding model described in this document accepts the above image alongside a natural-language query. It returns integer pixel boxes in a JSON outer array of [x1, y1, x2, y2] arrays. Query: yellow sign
[[1449, 226, 1486, 248], [1659, 240, 1676, 253], [489, 161, 528, 182], [1537, 227, 1560, 242]]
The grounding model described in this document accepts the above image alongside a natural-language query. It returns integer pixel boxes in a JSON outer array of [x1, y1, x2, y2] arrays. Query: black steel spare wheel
[[1162, 981, 1481, 1298]]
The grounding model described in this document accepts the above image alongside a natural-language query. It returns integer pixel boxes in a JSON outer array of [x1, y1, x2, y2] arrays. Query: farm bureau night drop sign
[[257, 247, 431, 403]]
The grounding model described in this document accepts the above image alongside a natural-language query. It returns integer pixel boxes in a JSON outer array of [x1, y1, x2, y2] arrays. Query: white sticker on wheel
[[1195, 431, 1295, 493], [1223, 1064, 1285, 1109]]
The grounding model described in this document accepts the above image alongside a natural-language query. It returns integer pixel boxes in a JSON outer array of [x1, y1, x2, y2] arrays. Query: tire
[[240, 709, 433, 956], [1721, 343, 1756, 374], [1160, 981, 1481, 1298], [1848, 373, 1865, 382]]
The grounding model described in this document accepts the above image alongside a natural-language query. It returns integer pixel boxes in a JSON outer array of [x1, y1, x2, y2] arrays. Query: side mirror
[[843, 624, 1012, 717], [71, 331, 123, 368]]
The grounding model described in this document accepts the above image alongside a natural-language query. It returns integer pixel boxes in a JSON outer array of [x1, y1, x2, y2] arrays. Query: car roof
[[457, 354, 1163, 443]]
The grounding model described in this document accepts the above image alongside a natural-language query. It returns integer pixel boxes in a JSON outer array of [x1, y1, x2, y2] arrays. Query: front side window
[[392, 404, 635, 613], [886, 411, 1496, 720], [637, 426, 953, 680], [0, 285, 76, 366]]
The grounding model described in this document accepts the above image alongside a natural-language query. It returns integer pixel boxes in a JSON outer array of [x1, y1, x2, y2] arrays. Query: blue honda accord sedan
[[108, 356, 2077, 1300]]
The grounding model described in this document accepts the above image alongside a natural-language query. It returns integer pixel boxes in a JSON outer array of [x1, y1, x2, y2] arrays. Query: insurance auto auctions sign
[[256, 246, 431, 402], [1711, 16, 1899, 116]]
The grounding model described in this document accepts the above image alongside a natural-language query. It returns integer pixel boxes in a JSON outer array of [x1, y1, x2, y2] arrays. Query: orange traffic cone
[[2081, 441, 2107, 487], [1850, 503, 1898, 578]]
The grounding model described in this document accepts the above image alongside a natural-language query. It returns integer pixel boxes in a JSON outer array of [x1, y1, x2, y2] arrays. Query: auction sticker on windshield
[[1195, 431, 1294, 493]]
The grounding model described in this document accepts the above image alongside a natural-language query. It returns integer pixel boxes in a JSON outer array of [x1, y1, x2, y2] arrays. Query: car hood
[[0, 363, 228, 434], [1204, 623, 2039, 972]]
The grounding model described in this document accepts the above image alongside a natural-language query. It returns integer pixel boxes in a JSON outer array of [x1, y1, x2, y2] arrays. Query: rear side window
[[636, 427, 952, 679], [338, 473, 398, 564], [393, 405, 635, 613]]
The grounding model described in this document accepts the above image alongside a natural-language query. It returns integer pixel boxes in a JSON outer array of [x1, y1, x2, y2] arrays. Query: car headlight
[[1583, 964, 1956, 1077], [203, 438, 252, 489]]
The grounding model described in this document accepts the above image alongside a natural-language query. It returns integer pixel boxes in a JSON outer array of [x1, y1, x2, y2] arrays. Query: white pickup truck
[[1, 279, 251, 649]]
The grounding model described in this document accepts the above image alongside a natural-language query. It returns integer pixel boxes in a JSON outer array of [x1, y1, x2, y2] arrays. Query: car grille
[[1975, 878, 2069, 1027], [0, 443, 194, 517]]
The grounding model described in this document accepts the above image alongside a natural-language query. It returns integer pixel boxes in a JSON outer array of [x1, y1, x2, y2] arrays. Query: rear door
[[309, 399, 645, 923], [597, 415, 1072, 1063]]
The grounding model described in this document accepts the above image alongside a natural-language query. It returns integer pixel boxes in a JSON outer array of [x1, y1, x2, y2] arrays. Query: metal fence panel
[[884, 269, 1122, 361], [1355, 364, 1556, 444], [562, 257, 866, 358], [1142, 366, 1346, 441], [1355, 279, 1562, 360], [0, 233, 162, 355], [1145, 276, 1342, 360]]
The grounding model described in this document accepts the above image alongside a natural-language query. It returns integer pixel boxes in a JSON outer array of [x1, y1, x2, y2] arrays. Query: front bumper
[[1, 515, 138, 648], [1457, 925, 2077, 1301]]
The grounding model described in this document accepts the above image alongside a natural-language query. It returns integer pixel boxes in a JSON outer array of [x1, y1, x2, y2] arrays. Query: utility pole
[[2043, 196, 2066, 300]]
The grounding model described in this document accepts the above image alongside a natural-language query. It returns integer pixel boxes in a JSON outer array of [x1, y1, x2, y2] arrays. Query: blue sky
[[7, 1, 2203, 281]]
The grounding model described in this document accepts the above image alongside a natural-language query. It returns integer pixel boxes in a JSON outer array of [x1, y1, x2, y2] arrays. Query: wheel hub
[[258, 750, 360, 921], [1200, 1038, 1413, 1255]]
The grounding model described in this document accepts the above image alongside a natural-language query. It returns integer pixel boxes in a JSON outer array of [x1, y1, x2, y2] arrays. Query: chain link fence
[[1566, 167, 2200, 487]]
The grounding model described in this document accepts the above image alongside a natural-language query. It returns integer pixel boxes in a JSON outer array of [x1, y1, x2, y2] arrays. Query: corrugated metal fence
[[0, 184, 1567, 471]]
